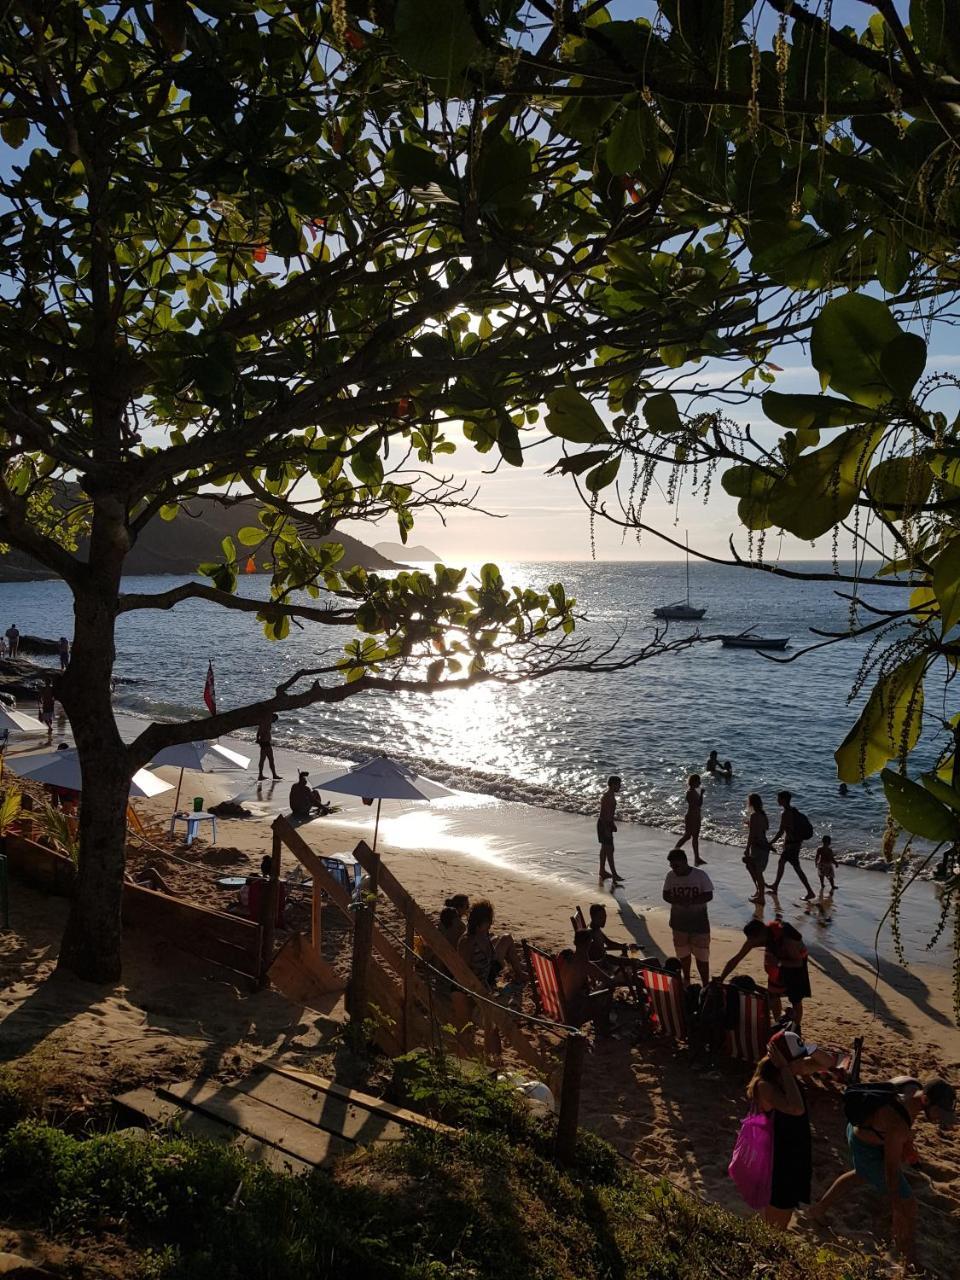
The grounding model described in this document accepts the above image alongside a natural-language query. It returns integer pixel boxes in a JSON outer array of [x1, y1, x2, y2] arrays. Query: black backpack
[[795, 811, 814, 842], [843, 1083, 911, 1130]]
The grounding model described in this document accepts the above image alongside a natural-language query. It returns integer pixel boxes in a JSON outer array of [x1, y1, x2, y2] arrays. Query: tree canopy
[[2, 0, 960, 980]]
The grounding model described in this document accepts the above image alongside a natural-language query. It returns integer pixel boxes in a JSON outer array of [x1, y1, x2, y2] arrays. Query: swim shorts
[[782, 842, 803, 868], [847, 1126, 913, 1198], [672, 931, 710, 962], [597, 820, 614, 852]]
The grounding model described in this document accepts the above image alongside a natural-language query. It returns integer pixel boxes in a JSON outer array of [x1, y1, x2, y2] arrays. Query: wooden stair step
[[158, 1081, 353, 1168], [261, 1062, 455, 1135], [237, 1067, 405, 1145], [113, 1087, 311, 1176]]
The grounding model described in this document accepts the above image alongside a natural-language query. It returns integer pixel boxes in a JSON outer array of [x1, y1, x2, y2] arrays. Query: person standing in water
[[58, 636, 70, 670], [676, 773, 706, 866], [255, 712, 281, 781], [597, 776, 623, 885], [768, 790, 816, 901], [743, 793, 770, 904]]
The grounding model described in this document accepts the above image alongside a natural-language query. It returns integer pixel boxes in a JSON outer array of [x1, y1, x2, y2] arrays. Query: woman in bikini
[[676, 773, 706, 866]]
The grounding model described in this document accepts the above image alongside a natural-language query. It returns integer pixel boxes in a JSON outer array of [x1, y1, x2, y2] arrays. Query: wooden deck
[[114, 1060, 451, 1174]]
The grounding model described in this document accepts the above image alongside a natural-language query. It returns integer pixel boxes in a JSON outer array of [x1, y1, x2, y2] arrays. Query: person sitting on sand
[[815, 835, 837, 895], [597, 775, 623, 885], [719, 918, 812, 1027], [675, 773, 706, 866], [558, 929, 613, 1032], [443, 894, 469, 945], [289, 771, 330, 819], [457, 899, 525, 994], [585, 903, 642, 994], [809, 1076, 955, 1265]]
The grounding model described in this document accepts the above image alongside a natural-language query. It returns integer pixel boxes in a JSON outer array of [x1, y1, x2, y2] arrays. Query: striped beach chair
[[724, 986, 770, 1062], [524, 942, 566, 1023], [637, 964, 687, 1040]]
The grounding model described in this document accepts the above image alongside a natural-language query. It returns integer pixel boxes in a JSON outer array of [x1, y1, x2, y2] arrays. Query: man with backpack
[[809, 1076, 955, 1264], [768, 790, 816, 900]]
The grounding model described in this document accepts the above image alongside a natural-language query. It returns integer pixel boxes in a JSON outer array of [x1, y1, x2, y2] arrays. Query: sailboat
[[652, 532, 707, 621]]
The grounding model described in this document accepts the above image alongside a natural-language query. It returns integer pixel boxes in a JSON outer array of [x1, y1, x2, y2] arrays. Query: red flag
[[203, 661, 216, 716]]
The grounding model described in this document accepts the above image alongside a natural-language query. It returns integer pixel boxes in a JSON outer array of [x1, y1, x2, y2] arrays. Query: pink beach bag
[[728, 1108, 774, 1211]]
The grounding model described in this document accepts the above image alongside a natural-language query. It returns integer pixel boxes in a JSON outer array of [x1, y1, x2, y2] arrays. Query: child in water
[[815, 835, 837, 895]]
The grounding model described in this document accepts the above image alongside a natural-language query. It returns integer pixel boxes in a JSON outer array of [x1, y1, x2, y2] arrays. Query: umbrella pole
[[373, 797, 381, 853], [173, 767, 184, 813]]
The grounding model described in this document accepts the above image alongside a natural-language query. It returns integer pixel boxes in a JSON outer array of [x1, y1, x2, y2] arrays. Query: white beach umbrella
[[318, 754, 454, 852], [150, 740, 250, 809], [0, 706, 49, 736], [6, 749, 173, 799]]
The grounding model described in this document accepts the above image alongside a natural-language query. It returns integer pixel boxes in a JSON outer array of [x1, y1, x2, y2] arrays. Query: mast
[[685, 530, 691, 605]]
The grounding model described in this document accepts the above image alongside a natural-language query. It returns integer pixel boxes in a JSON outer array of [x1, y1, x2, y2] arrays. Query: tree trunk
[[57, 584, 130, 984]]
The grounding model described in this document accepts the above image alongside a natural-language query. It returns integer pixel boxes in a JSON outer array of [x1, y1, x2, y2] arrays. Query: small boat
[[720, 633, 790, 651], [653, 532, 706, 621]]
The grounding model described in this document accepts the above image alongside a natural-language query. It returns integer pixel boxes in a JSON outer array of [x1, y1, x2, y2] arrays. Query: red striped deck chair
[[569, 906, 587, 934], [523, 941, 566, 1023], [724, 986, 770, 1062], [637, 965, 686, 1040]]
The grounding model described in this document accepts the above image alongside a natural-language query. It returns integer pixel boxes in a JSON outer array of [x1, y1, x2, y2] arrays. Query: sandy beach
[[3, 723, 960, 1272]]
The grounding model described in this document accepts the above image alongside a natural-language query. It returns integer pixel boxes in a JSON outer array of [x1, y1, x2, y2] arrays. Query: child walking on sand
[[815, 835, 836, 895]]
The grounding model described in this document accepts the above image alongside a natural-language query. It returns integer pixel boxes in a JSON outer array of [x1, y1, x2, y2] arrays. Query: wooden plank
[[349, 849, 379, 1021], [402, 914, 416, 1053], [159, 1081, 354, 1168], [122, 881, 261, 951], [236, 1069, 406, 1146], [268, 932, 346, 1009], [113, 1088, 312, 1176], [3, 834, 75, 896], [261, 1063, 456, 1135], [259, 826, 282, 982], [273, 818, 405, 975], [351, 841, 547, 1074]]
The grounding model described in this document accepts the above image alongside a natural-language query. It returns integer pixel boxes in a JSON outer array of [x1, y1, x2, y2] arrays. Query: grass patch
[[0, 1050, 882, 1280]]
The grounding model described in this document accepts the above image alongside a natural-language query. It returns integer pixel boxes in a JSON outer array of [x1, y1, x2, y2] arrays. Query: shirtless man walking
[[809, 1076, 954, 1265], [597, 775, 623, 885]]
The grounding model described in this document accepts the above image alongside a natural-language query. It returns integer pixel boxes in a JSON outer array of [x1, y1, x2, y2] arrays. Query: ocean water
[[0, 560, 934, 859]]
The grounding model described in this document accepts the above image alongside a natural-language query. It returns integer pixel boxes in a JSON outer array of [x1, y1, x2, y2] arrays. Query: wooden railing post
[[258, 825, 282, 984], [401, 912, 415, 1051], [555, 1032, 587, 1164], [348, 849, 380, 1023]]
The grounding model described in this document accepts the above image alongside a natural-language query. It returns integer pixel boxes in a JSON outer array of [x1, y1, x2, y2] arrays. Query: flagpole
[[373, 797, 381, 853], [173, 766, 184, 813]]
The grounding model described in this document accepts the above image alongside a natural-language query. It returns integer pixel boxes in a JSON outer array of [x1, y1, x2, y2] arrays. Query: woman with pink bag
[[730, 1030, 819, 1229]]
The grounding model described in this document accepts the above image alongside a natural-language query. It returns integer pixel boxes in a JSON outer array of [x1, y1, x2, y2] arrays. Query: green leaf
[[921, 773, 960, 815], [0, 117, 28, 148], [475, 136, 531, 213], [545, 387, 609, 445], [237, 526, 264, 546], [763, 426, 884, 540], [932, 538, 960, 633], [387, 143, 449, 191], [606, 106, 649, 176], [881, 768, 958, 842], [643, 392, 682, 433], [810, 294, 926, 406], [911, 0, 960, 75], [549, 448, 617, 477], [762, 392, 874, 432], [221, 535, 236, 562], [585, 454, 621, 493], [393, 0, 483, 90], [866, 457, 932, 517], [835, 655, 926, 783]]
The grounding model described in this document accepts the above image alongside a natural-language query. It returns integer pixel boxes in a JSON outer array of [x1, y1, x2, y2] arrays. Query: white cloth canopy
[[0, 706, 49, 735], [5, 749, 173, 799], [318, 755, 454, 801], [150, 740, 250, 772], [317, 755, 454, 851]]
